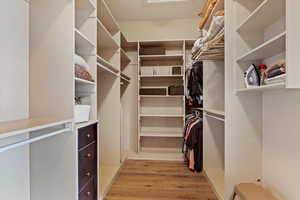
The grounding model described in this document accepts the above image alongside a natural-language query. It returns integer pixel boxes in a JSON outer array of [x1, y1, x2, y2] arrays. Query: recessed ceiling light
[[145, 0, 188, 4]]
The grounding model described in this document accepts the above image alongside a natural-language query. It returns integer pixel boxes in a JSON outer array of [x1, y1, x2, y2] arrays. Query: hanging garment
[[187, 62, 203, 105]]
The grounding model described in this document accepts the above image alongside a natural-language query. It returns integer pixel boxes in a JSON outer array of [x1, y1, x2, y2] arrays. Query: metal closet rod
[[0, 127, 72, 153]]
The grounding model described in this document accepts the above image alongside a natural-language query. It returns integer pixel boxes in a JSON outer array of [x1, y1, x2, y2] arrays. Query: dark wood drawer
[[78, 124, 97, 149], [79, 142, 97, 191], [79, 177, 97, 200]]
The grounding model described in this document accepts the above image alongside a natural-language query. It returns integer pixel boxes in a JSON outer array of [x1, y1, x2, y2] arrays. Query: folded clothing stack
[[262, 61, 286, 85], [74, 54, 94, 82]]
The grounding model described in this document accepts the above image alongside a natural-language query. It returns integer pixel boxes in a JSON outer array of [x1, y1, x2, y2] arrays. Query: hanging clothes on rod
[[183, 108, 203, 172], [185, 61, 203, 107]]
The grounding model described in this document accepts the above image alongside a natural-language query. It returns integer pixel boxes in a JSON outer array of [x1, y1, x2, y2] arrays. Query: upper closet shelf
[[0, 119, 72, 139], [75, 0, 96, 12], [75, 29, 95, 50], [121, 73, 131, 83], [121, 49, 131, 69], [97, 55, 119, 74], [75, 77, 96, 86], [139, 40, 184, 48], [97, 63, 119, 77], [97, 19, 119, 51], [140, 54, 183, 62], [237, 0, 285, 33], [236, 82, 285, 93], [98, 0, 120, 36], [202, 108, 225, 117], [237, 32, 286, 62]]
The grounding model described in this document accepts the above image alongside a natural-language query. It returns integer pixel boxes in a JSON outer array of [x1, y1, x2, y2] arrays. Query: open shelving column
[[137, 40, 185, 161]]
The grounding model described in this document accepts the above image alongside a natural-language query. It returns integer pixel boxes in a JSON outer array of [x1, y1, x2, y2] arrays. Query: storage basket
[[74, 105, 91, 123], [172, 66, 182, 75], [168, 85, 184, 95], [140, 88, 167, 95], [140, 47, 166, 55]]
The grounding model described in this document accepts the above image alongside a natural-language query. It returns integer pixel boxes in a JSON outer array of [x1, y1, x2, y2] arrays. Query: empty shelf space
[[237, 0, 285, 33], [97, 55, 119, 73], [97, 19, 119, 50], [237, 32, 286, 62], [0, 119, 72, 139], [140, 40, 184, 49], [121, 73, 131, 82], [97, 63, 119, 76], [205, 168, 225, 200], [121, 49, 131, 69], [75, 0, 96, 12], [140, 54, 183, 62], [75, 77, 95, 86], [236, 82, 286, 93], [140, 132, 182, 138], [98, 0, 120, 36], [75, 29, 95, 50]]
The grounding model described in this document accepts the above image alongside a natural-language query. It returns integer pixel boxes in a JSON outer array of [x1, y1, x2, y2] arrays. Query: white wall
[[119, 18, 200, 41], [263, 90, 300, 200], [0, 0, 30, 200]]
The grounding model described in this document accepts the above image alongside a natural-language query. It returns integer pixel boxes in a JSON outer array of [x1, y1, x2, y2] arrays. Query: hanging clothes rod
[[0, 127, 72, 153], [204, 112, 225, 122]]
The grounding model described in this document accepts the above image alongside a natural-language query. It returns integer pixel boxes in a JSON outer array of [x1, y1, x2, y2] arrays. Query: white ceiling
[[105, 0, 205, 21]]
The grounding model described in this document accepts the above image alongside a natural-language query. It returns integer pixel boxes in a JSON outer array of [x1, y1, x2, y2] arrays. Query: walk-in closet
[[1, 0, 300, 200]]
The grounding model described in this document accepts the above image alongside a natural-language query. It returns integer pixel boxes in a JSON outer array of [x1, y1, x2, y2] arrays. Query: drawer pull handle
[[87, 134, 91, 138], [86, 191, 91, 196], [86, 172, 91, 177], [86, 153, 92, 158]]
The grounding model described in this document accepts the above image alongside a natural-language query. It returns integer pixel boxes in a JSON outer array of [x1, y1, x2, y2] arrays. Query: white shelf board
[[140, 95, 184, 98], [97, 62, 119, 77], [205, 168, 225, 200], [0, 119, 72, 139], [75, 120, 98, 129], [237, 0, 285, 33], [97, 19, 119, 50], [202, 108, 225, 117], [139, 54, 184, 61], [236, 82, 285, 93], [98, 0, 120, 36], [140, 132, 182, 138], [140, 75, 183, 78], [139, 40, 184, 48], [75, 0, 96, 12], [237, 32, 286, 62], [139, 114, 184, 118], [75, 77, 96, 86], [97, 55, 119, 73], [120, 48, 131, 69], [75, 29, 95, 50]]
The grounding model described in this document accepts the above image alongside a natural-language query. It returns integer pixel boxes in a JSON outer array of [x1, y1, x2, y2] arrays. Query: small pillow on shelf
[[75, 64, 94, 82], [74, 54, 90, 71]]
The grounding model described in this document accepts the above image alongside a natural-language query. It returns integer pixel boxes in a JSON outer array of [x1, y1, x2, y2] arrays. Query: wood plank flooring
[[104, 160, 218, 200]]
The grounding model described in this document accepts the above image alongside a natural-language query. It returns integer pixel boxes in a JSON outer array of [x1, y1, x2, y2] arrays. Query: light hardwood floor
[[104, 160, 218, 200]]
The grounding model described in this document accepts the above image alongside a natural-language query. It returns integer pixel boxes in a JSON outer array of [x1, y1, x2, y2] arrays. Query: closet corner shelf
[[236, 82, 285, 93], [140, 132, 182, 138], [205, 168, 225, 200], [202, 108, 225, 117], [98, 0, 120, 36], [97, 55, 120, 74], [75, 120, 98, 129], [97, 19, 120, 50], [75, 29, 95, 50], [236, 0, 285, 33], [139, 114, 184, 118], [121, 49, 131, 69], [75, 77, 96, 86], [75, 0, 96, 12], [139, 54, 183, 62], [0, 119, 73, 140], [236, 32, 286, 62], [97, 62, 119, 77], [121, 73, 131, 83]]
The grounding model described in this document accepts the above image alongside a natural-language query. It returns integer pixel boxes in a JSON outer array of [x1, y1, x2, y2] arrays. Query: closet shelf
[[236, 82, 285, 93], [75, 29, 95, 50], [75, 120, 98, 129], [139, 54, 183, 62], [139, 40, 184, 48], [75, 0, 96, 12], [201, 108, 225, 117], [237, 0, 285, 33], [140, 95, 184, 98], [98, 0, 120, 36], [140, 75, 183, 78], [140, 132, 182, 138], [0, 119, 72, 140], [97, 55, 119, 73], [194, 34, 224, 61], [236, 32, 286, 62], [97, 63, 119, 77], [205, 168, 225, 200], [97, 19, 119, 50], [121, 73, 131, 83], [139, 114, 184, 118], [75, 77, 96, 86], [121, 49, 131, 69]]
